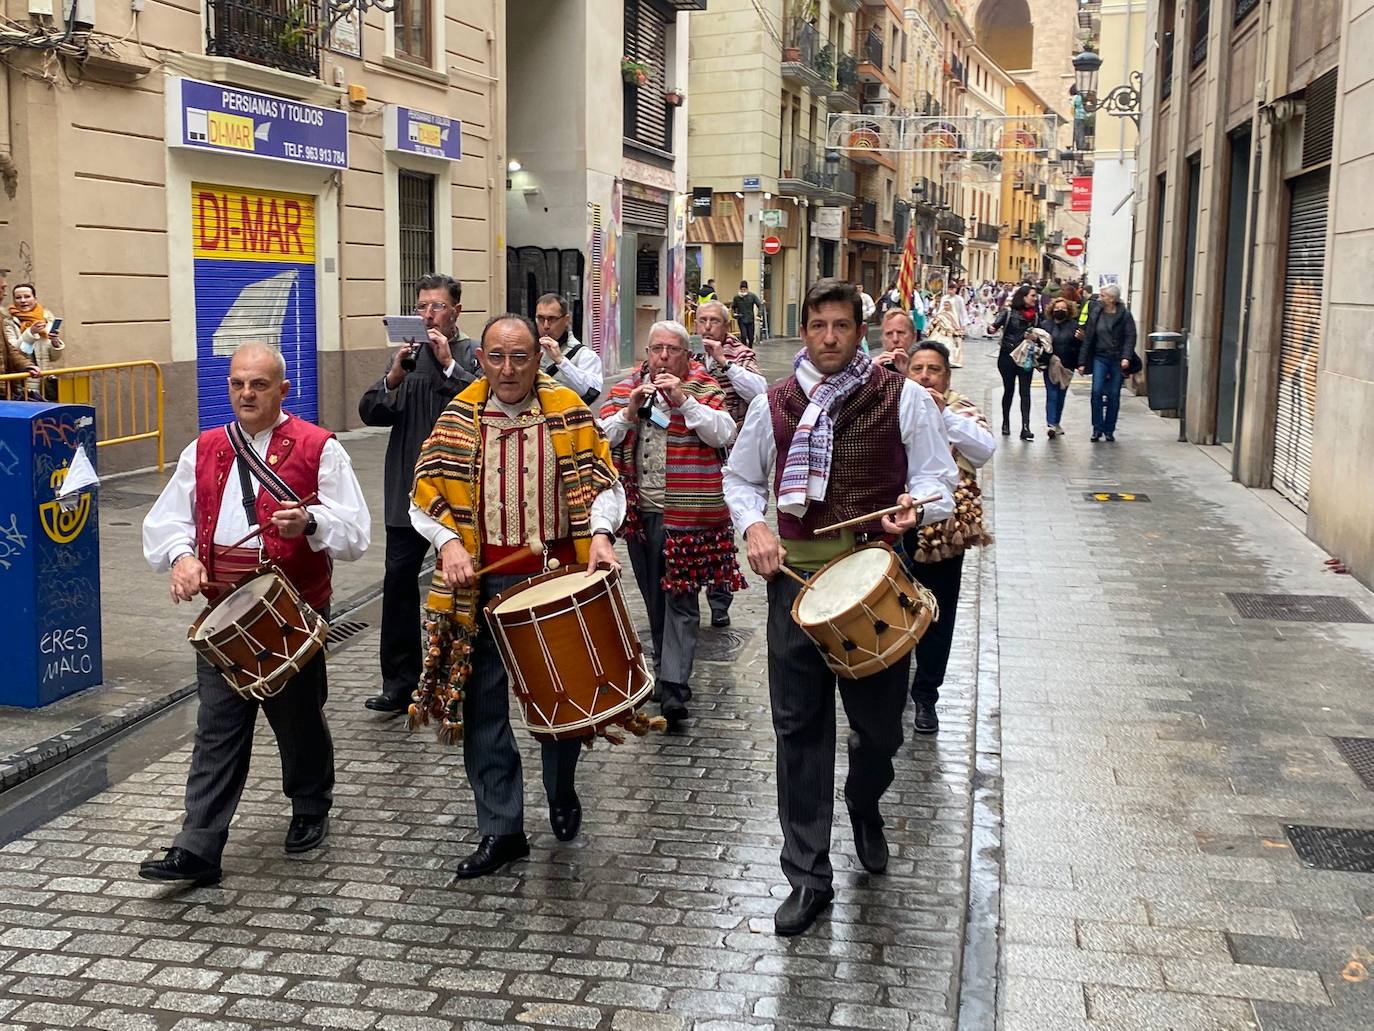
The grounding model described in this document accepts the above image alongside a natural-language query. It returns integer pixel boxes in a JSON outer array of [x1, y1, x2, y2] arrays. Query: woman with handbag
[[991, 283, 1039, 440], [1040, 297, 1081, 438], [1075, 284, 1138, 442]]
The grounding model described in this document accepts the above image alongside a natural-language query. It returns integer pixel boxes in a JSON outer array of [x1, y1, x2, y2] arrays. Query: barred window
[[398, 171, 436, 304]]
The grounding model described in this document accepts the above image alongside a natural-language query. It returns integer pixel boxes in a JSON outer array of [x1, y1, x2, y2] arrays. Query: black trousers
[[737, 318, 755, 346], [766, 576, 909, 891], [175, 606, 333, 863], [998, 350, 1033, 426], [380, 524, 431, 699], [909, 552, 965, 706]]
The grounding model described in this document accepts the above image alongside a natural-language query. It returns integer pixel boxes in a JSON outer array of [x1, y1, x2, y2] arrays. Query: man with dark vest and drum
[[140, 343, 371, 885], [723, 279, 957, 936], [408, 314, 624, 879]]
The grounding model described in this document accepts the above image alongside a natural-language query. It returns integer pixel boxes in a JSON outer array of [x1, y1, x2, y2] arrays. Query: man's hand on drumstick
[[588, 532, 621, 576], [440, 539, 477, 588], [745, 521, 788, 581], [881, 493, 924, 535], [271, 500, 310, 539], [170, 555, 208, 604]]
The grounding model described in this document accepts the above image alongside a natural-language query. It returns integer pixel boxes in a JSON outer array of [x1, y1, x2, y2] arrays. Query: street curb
[[0, 577, 387, 796]]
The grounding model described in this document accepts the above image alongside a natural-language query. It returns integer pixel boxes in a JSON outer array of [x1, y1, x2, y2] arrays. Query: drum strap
[[226, 422, 303, 512]]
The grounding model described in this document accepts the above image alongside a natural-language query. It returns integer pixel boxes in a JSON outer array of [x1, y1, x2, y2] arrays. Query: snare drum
[[485, 565, 653, 741], [791, 543, 937, 680], [188, 567, 328, 701]]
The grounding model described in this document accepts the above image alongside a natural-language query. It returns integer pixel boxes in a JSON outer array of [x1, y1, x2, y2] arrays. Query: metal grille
[[624, 0, 673, 152], [1225, 592, 1371, 623], [1234, 0, 1259, 23], [623, 197, 669, 231], [1284, 824, 1374, 874], [695, 627, 754, 664], [1332, 738, 1374, 793], [1302, 69, 1338, 170], [398, 171, 435, 306], [1272, 169, 1329, 509], [586, 203, 605, 352], [206, 0, 320, 78], [325, 620, 370, 650]]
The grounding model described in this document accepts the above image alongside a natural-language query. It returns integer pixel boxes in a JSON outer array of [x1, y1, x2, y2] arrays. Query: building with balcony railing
[[205, 0, 320, 78]]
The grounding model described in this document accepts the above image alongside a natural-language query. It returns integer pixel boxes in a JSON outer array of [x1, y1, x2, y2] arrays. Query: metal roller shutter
[[1271, 168, 1329, 510], [623, 196, 669, 231], [191, 183, 319, 430]]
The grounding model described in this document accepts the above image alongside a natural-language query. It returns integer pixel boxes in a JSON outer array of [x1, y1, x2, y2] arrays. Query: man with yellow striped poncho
[[408, 314, 625, 879]]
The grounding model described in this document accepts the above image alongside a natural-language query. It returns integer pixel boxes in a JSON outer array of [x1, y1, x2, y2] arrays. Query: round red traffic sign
[[1064, 236, 1085, 257], [762, 236, 782, 255]]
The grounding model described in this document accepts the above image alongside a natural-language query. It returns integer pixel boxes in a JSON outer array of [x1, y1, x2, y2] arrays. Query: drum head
[[490, 567, 610, 614], [193, 573, 277, 639], [796, 548, 891, 623]]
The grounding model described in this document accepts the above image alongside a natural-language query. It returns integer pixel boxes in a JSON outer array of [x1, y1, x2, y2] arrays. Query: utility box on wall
[[0, 402, 103, 707]]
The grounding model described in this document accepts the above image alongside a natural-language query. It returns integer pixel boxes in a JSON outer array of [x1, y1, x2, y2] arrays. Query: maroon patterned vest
[[769, 365, 907, 541]]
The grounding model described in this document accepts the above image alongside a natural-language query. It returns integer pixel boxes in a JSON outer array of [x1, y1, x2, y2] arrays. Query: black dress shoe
[[138, 847, 222, 886], [1105, 432, 1116, 442], [913, 701, 939, 735], [454, 833, 530, 879], [710, 612, 731, 628], [1091, 432, 1102, 442], [284, 814, 329, 854], [774, 885, 834, 936], [364, 691, 410, 713], [549, 796, 583, 842], [850, 812, 889, 874], [661, 699, 689, 727]]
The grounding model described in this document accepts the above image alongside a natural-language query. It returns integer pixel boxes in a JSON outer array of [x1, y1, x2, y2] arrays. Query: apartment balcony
[[833, 0, 861, 11], [936, 213, 965, 237], [974, 222, 1000, 244], [206, 0, 320, 78], [782, 20, 830, 91], [857, 29, 885, 84], [1047, 229, 1064, 248], [850, 200, 878, 233], [780, 141, 856, 202], [828, 53, 861, 111]]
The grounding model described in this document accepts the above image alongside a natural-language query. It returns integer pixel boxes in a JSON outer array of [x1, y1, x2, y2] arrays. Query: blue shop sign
[[743, 176, 761, 190], [385, 104, 462, 161], [167, 77, 348, 170]]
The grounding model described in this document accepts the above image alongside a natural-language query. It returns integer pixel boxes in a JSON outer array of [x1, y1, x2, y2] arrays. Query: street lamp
[[1072, 50, 1142, 129]]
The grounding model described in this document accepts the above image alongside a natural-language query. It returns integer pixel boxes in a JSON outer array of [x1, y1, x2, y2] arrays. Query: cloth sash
[[776, 348, 873, 517]]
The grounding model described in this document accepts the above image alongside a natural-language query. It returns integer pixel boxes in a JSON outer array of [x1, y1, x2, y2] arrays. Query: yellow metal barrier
[[0, 361, 165, 471]]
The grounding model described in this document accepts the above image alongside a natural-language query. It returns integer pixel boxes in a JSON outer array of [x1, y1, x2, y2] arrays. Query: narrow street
[[0, 340, 1372, 1030]]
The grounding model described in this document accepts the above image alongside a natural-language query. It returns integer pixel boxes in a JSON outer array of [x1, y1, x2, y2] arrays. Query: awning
[[1046, 251, 1079, 270]]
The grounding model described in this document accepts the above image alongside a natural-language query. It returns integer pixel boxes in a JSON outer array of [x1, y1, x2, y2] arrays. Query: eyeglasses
[[535, 313, 568, 324], [648, 344, 687, 356], [484, 351, 535, 368], [414, 303, 453, 314]]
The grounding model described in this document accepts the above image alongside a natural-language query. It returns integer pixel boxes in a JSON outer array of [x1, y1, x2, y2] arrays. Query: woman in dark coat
[[991, 283, 1040, 440], [1040, 296, 1080, 438]]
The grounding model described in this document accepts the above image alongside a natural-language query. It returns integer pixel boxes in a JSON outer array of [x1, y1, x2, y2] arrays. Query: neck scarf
[[8, 302, 47, 335], [777, 347, 874, 517]]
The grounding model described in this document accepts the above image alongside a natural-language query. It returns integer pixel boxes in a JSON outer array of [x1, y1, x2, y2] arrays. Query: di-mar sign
[[167, 77, 348, 170]]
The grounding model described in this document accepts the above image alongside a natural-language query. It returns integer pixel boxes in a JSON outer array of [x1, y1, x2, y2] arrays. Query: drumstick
[[811, 493, 945, 537], [474, 539, 545, 578], [778, 565, 810, 587], [225, 491, 320, 551]]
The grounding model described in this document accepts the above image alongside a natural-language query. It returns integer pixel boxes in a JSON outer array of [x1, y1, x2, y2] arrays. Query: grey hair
[[697, 299, 728, 321], [231, 342, 286, 381], [647, 320, 691, 350], [1100, 283, 1122, 301]]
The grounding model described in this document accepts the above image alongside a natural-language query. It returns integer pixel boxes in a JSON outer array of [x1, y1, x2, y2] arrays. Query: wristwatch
[[303, 513, 319, 538], [592, 528, 616, 541]]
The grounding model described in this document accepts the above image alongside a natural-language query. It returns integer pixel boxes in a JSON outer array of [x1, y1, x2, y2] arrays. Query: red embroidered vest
[[194, 415, 335, 609], [769, 365, 907, 541]]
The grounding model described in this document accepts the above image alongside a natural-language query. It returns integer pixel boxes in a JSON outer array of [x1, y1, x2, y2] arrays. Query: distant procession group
[[138, 275, 995, 938]]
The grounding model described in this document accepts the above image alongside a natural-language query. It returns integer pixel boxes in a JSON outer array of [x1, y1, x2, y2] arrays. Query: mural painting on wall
[[668, 193, 688, 322]]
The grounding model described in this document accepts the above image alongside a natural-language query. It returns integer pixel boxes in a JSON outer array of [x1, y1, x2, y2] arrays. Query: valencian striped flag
[[895, 223, 918, 309]]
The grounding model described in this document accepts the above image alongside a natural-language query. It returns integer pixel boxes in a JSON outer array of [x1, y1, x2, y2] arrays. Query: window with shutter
[[399, 171, 436, 304], [624, 0, 673, 155]]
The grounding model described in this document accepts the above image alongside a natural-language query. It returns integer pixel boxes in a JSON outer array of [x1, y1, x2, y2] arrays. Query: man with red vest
[[140, 343, 370, 885], [723, 278, 957, 936]]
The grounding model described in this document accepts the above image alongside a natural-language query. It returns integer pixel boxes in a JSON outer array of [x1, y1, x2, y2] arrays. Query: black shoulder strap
[[226, 422, 301, 509]]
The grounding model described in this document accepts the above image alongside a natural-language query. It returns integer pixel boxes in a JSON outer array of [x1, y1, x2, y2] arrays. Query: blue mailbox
[[0, 402, 103, 707]]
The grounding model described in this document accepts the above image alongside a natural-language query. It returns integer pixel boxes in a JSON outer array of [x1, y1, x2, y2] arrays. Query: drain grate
[[1083, 491, 1151, 502], [695, 626, 754, 663], [1226, 592, 1371, 624], [1332, 737, 1374, 792], [1283, 824, 1374, 873], [325, 620, 370, 650]]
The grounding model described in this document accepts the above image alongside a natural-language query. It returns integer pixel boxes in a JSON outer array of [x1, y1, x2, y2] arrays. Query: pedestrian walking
[[535, 292, 604, 403], [1075, 283, 1138, 442], [901, 339, 996, 735], [408, 314, 625, 876], [139, 343, 371, 885], [992, 284, 1040, 440], [358, 274, 479, 714], [722, 278, 957, 937], [600, 321, 744, 726], [729, 280, 764, 347], [1040, 296, 1080, 438]]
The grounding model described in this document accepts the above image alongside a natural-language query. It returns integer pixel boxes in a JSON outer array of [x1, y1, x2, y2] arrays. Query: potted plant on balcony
[[837, 52, 858, 88], [621, 57, 652, 86], [815, 43, 835, 83], [277, 0, 314, 51], [663, 87, 685, 107]]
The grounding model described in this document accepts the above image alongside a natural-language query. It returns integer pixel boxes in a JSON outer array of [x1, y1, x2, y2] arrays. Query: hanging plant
[[663, 87, 685, 107], [621, 57, 652, 86]]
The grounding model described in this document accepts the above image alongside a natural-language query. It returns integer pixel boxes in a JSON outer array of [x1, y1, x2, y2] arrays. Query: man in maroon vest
[[723, 279, 958, 936], [140, 343, 371, 885]]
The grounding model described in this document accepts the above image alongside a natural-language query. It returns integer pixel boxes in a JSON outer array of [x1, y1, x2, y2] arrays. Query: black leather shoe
[[1091, 432, 1102, 442], [913, 701, 939, 735], [850, 812, 889, 874], [549, 796, 583, 842], [774, 885, 834, 936], [364, 691, 410, 713], [284, 814, 329, 854], [138, 847, 221, 886], [661, 699, 689, 727], [1105, 432, 1116, 442], [710, 612, 731, 628], [455, 833, 530, 879]]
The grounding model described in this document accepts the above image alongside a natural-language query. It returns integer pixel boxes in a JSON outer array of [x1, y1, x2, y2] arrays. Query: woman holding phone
[[7, 283, 64, 399]]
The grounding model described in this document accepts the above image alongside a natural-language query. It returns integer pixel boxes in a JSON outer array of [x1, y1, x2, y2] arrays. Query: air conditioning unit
[[862, 103, 888, 116], [875, 85, 891, 102]]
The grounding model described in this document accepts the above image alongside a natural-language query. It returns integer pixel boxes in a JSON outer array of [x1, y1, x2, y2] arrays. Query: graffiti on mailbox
[[40, 625, 94, 683], [0, 512, 26, 571], [31, 416, 81, 450]]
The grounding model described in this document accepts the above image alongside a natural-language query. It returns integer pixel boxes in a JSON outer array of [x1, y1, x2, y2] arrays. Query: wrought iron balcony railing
[[207, 0, 321, 78], [862, 29, 883, 70], [850, 200, 878, 232]]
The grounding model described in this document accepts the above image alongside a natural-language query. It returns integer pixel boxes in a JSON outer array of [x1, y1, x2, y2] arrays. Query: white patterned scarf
[[777, 348, 874, 517]]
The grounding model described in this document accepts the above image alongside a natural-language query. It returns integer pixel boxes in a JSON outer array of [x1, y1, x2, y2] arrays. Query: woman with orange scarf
[[8, 283, 65, 373]]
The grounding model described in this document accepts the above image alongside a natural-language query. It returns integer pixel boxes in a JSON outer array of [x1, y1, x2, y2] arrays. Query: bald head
[[228, 343, 290, 434]]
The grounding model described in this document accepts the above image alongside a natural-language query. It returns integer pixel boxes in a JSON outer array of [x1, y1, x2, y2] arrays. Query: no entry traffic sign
[[762, 236, 782, 255], [1064, 236, 1085, 257]]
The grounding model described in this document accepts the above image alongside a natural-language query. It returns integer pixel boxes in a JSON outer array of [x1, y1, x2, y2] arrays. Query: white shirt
[[943, 406, 997, 468], [704, 354, 767, 406], [599, 393, 737, 451], [407, 392, 627, 551], [548, 332, 604, 399], [722, 363, 958, 536], [860, 291, 876, 321], [142, 413, 371, 570]]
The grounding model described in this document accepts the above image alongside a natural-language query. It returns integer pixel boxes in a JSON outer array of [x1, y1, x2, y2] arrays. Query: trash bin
[[0, 402, 102, 707], [1146, 331, 1185, 412]]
